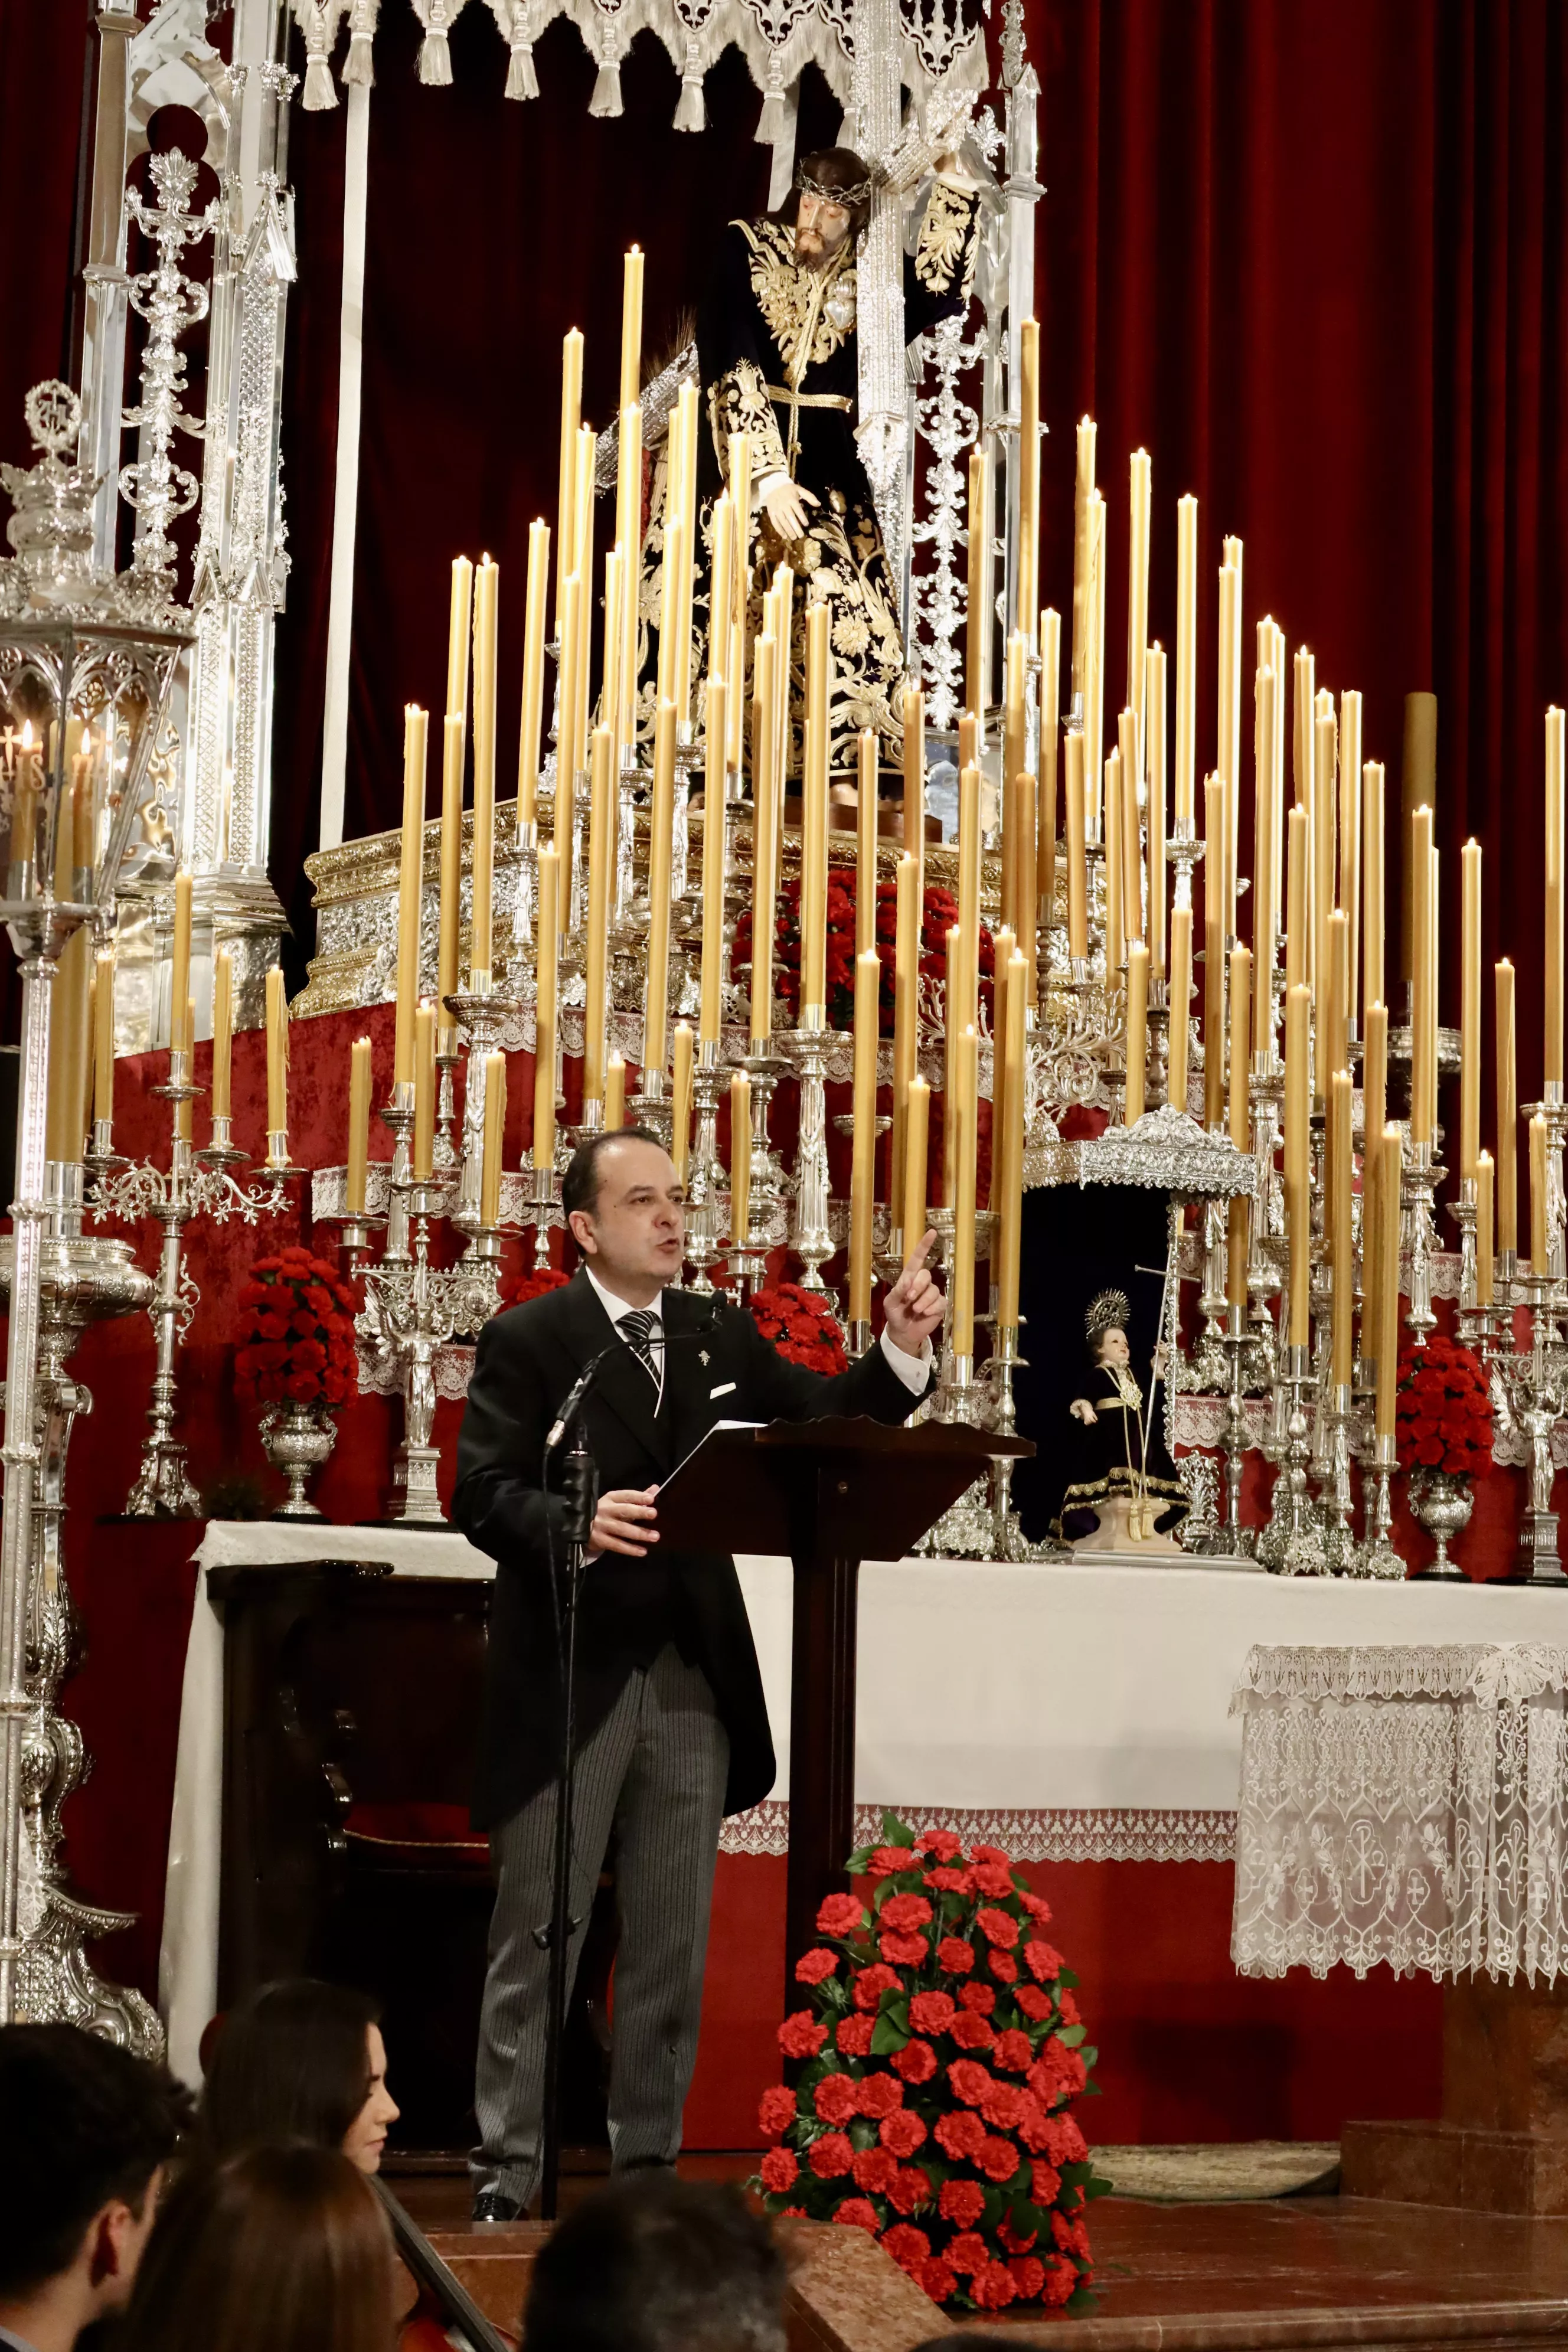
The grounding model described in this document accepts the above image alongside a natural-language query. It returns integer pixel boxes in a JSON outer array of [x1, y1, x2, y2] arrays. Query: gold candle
[[1548, 707, 1566, 1086], [1127, 449, 1151, 750], [481, 1050, 507, 1225], [1285, 982, 1311, 1345], [673, 384, 699, 727], [1105, 747, 1123, 975], [46, 924, 91, 1162], [619, 244, 643, 409], [1038, 608, 1061, 929], [1478, 1149, 1495, 1306], [1018, 320, 1040, 647], [1313, 699, 1337, 1022], [1252, 664, 1278, 1054], [1374, 1119, 1404, 1438], [176, 993, 194, 1145], [1362, 759, 1385, 1020], [1169, 904, 1192, 1110], [211, 946, 233, 1122], [169, 863, 192, 1060], [1071, 416, 1097, 701], [93, 945, 115, 1129], [996, 946, 1028, 1329], [950, 1025, 979, 1358], [439, 712, 463, 1049], [1497, 959, 1518, 1254], [729, 1071, 750, 1243], [533, 846, 559, 1170], [890, 853, 917, 1231], [848, 946, 880, 1325], [1145, 642, 1167, 975], [956, 758, 981, 1030], [965, 448, 989, 740], [1532, 1110, 1550, 1273], [1410, 803, 1435, 1144], [857, 729, 878, 956], [1286, 802, 1308, 995], [1364, 1000, 1389, 1161], [991, 928, 1014, 1194], [1324, 907, 1349, 1090], [700, 677, 728, 1046], [1461, 838, 1481, 1177], [1125, 940, 1149, 1125], [412, 1001, 435, 1180], [671, 1021, 694, 1185], [1004, 634, 1027, 937], [605, 1051, 626, 1134], [447, 554, 473, 725], [1227, 945, 1252, 1309], [903, 1074, 930, 1263], [1175, 492, 1197, 828], [1086, 493, 1106, 837], [1064, 727, 1088, 959], [1400, 691, 1438, 981], [645, 698, 677, 1072], [1329, 1067, 1354, 1389], [517, 520, 550, 833], [902, 681, 925, 900], [1120, 716, 1142, 943], [1203, 774, 1226, 1131], [656, 508, 682, 707], [572, 428, 596, 774], [583, 726, 614, 1100], [346, 1034, 371, 1215], [726, 433, 752, 773], [554, 330, 583, 639], [750, 641, 777, 1041], [1340, 690, 1363, 1024], [800, 604, 830, 1020], [266, 964, 289, 1157], [1217, 557, 1240, 822], [943, 926, 962, 1204], [471, 558, 498, 984], [555, 570, 581, 909], [600, 546, 624, 772]]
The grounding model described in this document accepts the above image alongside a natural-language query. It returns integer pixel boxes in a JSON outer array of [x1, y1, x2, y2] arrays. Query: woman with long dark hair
[[200, 1979, 400, 2173]]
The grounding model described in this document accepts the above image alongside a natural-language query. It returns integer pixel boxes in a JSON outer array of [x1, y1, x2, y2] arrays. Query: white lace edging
[[1231, 1641, 1568, 1709], [718, 1801, 1234, 1862]]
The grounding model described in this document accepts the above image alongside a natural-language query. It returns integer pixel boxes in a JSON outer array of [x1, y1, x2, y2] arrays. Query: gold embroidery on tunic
[[914, 177, 980, 299], [736, 219, 857, 374]]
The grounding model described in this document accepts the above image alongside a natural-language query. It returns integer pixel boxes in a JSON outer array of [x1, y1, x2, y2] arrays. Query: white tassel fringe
[[505, 41, 538, 98], [303, 53, 339, 109], [674, 71, 705, 130], [589, 57, 623, 116], [418, 30, 454, 83]]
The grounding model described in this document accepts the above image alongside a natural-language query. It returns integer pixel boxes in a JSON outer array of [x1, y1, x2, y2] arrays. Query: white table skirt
[[156, 1525, 1568, 2080]]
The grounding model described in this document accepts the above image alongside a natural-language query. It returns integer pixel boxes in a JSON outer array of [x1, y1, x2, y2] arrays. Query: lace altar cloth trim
[[1231, 1640, 1568, 1983], [718, 1801, 1236, 1862]]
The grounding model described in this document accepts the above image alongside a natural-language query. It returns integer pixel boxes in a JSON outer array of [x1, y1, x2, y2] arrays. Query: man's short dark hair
[[521, 2171, 786, 2352], [561, 1126, 664, 1220], [0, 2023, 192, 2297]]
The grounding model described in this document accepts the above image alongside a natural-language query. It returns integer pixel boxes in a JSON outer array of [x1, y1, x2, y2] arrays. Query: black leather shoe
[[471, 2187, 524, 2225]]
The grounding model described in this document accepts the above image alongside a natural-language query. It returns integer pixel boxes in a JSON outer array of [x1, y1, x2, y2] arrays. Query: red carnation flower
[[977, 1906, 1020, 1951], [924, 1865, 972, 1893], [979, 2082, 1027, 2132], [947, 2058, 993, 2108], [1029, 2043, 1087, 2105], [795, 1946, 839, 1985], [949, 2011, 995, 2052], [972, 2259, 1019, 2310], [1059, 1989, 1082, 2025], [909, 1990, 956, 2035], [976, 2134, 1023, 2184], [811, 2073, 860, 2126], [934, 2109, 988, 2161], [891, 2036, 937, 2084], [886, 2166, 932, 2216], [835, 2014, 875, 2057], [759, 2146, 798, 2193], [994, 2027, 1034, 2073], [879, 1930, 928, 1966], [958, 1982, 996, 2015], [971, 1844, 1012, 1866], [988, 1952, 1019, 1984], [1015, 1984, 1051, 2021], [808, 2132, 854, 2179], [1014, 2091, 1054, 2151], [778, 2011, 828, 2060], [920, 2258, 957, 2303], [1009, 2254, 1047, 2300], [881, 2221, 930, 2274], [757, 2086, 797, 2140], [1041, 2113, 1088, 2165], [998, 2216, 1038, 2255], [851, 1963, 901, 2012], [851, 2147, 899, 2195], [855, 2073, 903, 2119], [1030, 2159, 1062, 2206], [867, 1845, 917, 1879], [936, 1936, 975, 1974], [1024, 1938, 1065, 1981], [832, 2197, 879, 2233], [971, 1863, 1015, 1898], [938, 2178, 986, 2226], [1019, 1889, 1052, 1922], [916, 1828, 962, 1861], [1043, 2256, 1079, 2305], [879, 2109, 926, 2158], [944, 2230, 989, 2276], [880, 1892, 933, 1933]]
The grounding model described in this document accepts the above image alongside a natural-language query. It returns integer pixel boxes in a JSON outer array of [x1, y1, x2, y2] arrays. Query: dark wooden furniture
[[654, 1416, 1028, 2000]]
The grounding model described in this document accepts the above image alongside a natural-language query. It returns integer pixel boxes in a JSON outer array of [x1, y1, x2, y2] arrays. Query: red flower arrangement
[[734, 874, 994, 1036], [753, 1811, 1109, 2316], [1395, 1335, 1494, 1478], [749, 1282, 847, 1374], [499, 1265, 571, 1310], [235, 1248, 359, 1410]]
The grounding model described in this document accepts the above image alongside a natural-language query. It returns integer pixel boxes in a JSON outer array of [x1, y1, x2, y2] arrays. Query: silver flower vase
[[260, 1401, 338, 1517], [1409, 1467, 1474, 1579]]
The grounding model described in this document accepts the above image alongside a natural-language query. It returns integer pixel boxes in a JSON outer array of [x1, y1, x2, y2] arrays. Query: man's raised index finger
[[905, 1227, 939, 1276]]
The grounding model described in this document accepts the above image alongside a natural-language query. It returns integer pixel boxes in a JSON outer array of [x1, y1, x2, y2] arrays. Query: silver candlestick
[[782, 1018, 848, 1294], [1257, 1345, 1329, 1574], [445, 979, 521, 1234], [1354, 1429, 1405, 1578], [684, 1047, 729, 1294], [1402, 1136, 1443, 1343]]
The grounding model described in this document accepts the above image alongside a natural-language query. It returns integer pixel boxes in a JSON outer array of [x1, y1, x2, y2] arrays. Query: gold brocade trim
[[1051, 1468, 1189, 1541], [709, 358, 787, 484], [736, 218, 857, 374], [914, 177, 981, 298]]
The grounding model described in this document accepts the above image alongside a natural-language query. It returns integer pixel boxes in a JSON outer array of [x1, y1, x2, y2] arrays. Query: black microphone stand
[[539, 1421, 596, 2223]]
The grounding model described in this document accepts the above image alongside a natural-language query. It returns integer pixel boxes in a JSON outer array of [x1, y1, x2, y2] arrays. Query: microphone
[[544, 1301, 723, 1452]]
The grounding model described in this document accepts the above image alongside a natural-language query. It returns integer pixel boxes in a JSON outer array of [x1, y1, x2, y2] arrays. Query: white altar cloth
[[157, 1525, 1568, 2080], [1230, 1641, 1568, 1985]]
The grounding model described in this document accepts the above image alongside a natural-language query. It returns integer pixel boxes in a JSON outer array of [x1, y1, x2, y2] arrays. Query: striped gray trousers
[[473, 1643, 730, 2208]]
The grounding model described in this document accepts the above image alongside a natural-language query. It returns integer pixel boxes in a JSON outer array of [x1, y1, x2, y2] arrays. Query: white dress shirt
[[583, 1263, 931, 1395]]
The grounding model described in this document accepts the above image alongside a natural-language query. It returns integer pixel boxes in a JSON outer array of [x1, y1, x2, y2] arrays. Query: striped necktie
[[619, 1307, 663, 1398]]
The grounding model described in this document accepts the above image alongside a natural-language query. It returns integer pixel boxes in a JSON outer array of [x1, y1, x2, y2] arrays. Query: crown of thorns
[[795, 166, 873, 209], [1084, 1289, 1131, 1343]]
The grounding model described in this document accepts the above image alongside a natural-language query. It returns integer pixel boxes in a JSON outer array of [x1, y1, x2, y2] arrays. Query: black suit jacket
[[453, 1271, 930, 1828]]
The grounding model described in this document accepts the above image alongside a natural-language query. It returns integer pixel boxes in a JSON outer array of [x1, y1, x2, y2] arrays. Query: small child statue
[[1056, 1289, 1188, 1553]]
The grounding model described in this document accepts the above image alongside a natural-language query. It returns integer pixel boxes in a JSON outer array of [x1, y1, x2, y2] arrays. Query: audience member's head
[[117, 2144, 395, 2352], [0, 2022, 192, 2352], [521, 2171, 786, 2352], [199, 1978, 398, 2172]]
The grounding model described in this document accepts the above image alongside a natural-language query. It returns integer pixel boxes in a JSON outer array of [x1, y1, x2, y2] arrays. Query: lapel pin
[[699, 1348, 710, 1365]]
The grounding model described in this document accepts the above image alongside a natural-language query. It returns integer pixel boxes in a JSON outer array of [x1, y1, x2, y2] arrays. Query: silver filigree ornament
[[119, 151, 216, 626]]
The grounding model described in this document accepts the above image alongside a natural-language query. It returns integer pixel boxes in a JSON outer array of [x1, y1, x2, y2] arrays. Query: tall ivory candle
[[211, 948, 233, 1121], [700, 678, 728, 1046], [1125, 940, 1149, 1125], [412, 1001, 435, 1180], [1410, 803, 1435, 1144], [1127, 450, 1151, 755], [533, 847, 559, 1170], [966, 449, 989, 739], [1363, 760, 1385, 1019], [554, 331, 583, 640], [1461, 839, 1482, 1177], [555, 571, 580, 907], [1478, 1151, 1495, 1306], [1175, 493, 1197, 829], [951, 1026, 978, 1357], [1340, 690, 1363, 1025], [93, 945, 116, 1131], [471, 557, 498, 982], [346, 1035, 371, 1215], [619, 244, 643, 410], [848, 947, 880, 1325], [645, 698, 677, 1073], [750, 641, 777, 1040], [481, 1051, 507, 1223], [1227, 945, 1252, 1309], [1497, 959, 1518, 1253], [1169, 904, 1192, 1110], [1146, 643, 1167, 975], [604, 1051, 626, 1135], [1548, 707, 1566, 1087], [446, 554, 473, 726], [890, 854, 918, 1230], [266, 965, 289, 1157], [1329, 1067, 1354, 1389], [1375, 1119, 1403, 1438], [169, 863, 192, 1061], [801, 605, 830, 1021], [1253, 664, 1278, 1056], [857, 729, 879, 956], [996, 947, 1028, 1329], [1204, 775, 1226, 1131], [729, 1071, 750, 1243], [1039, 609, 1061, 928], [671, 1021, 694, 1185], [583, 727, 614, 1101], [903, 1075, 930, 1264], [902, 681, 925, 902], [1071, 416, 1096, 701], [1064, 729, 1087, 958], [438, 712, 463, 1048], [1285, 982, 1311, 1345], [517, 519, 549, 834]]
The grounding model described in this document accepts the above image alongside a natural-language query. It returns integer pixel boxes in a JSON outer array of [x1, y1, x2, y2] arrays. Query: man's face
[[795, 190, 852, 267], [569, 1137, 685, 1297]]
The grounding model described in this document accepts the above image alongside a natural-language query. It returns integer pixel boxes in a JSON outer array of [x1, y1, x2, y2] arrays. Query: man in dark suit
[[455, 1125, 943, 2220]]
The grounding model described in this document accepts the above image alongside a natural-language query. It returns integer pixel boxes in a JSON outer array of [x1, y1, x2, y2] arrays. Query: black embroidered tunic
[[1052, 1365, 1189, 1541]]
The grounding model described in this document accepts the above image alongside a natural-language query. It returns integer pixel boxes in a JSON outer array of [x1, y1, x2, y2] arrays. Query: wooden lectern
[[655, 1415, 1030, 2004]]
